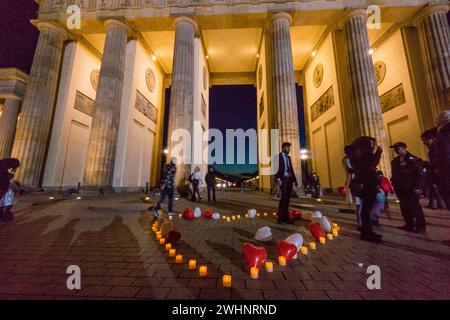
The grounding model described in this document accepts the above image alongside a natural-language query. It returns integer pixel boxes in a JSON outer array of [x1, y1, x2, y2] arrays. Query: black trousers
[[207, 184, 216, 201], [191, 180, 201, 201], [397, 190, 426, 229], [360, 185, 377, 235], [278, 177, 294, 221]]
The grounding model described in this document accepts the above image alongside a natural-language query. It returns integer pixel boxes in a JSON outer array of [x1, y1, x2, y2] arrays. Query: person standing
[[434, 111, 450, 211], [154, 157, 177, 217], [275, 142, 298, 224], [205, 167, 216, 202], [190, 166, 203, 202], [390, 142, 427, 233], [343, 154, 363, 230], [345, 136, 383, 243], [0, 158, 21, 222]]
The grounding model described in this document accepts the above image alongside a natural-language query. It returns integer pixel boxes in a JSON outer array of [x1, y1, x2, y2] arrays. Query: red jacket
[[380, 176, 394, 194]]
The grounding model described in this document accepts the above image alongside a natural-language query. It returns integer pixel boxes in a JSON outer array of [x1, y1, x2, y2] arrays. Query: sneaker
[[152, 208, 159, 218], [168, 211, 176, 216]]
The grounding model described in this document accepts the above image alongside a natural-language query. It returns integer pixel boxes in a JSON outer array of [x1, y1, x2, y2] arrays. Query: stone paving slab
[[0, 191, 449, 300]]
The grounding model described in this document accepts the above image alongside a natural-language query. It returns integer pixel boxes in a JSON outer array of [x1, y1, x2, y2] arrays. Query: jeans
[[207, 184, 216, 201], [156, 187, 174, 213], [191, 180, 201, 201]]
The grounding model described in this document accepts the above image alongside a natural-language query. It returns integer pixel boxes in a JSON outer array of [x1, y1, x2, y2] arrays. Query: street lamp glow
[[163, 149, 169, 154], [300, 154, 308, 160], [368, 48, 375, 55], [151, 54, 157, 61], [300, 149, 308, 154], [311, 50, 317, 57]]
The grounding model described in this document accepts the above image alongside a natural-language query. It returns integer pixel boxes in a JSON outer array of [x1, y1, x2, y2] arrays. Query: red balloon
[[183, 208, 194, 220], [337, 186, 346, 195], [166, 229, 181, 244], [277, 240, 297, 262], [289, 209, 302, 220], [202, 208, 213, 218], [242, 243, 267, 269], [309, 222, 325, 241]]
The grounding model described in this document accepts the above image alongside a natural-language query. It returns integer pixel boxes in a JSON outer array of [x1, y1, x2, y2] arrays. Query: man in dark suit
[[276, 142, 298, 223]]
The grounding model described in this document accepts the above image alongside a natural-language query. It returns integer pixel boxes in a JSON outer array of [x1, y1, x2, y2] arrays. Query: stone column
[[167, 17, 197, 185], [83, 19, 131, 189], [414, 5, 450, 116], [0, 98, 21, 159], [11, 21, 68, 188], [343, 10, 390, 173], [267, 12, 302, 181]]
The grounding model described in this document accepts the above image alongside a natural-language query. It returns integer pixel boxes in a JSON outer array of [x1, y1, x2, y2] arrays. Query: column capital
[[412, 4, 449, 27], [340, 8, 367, 27], [104, 18, 133, 38], [269, 12, 292, 25], [32, 20, 70, 40], [174, 16, 199, 35]]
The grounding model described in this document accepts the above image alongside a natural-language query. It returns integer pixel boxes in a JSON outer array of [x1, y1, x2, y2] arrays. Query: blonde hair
[[436, 110, 450, 127]]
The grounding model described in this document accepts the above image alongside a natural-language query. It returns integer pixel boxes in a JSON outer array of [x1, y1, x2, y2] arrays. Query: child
[[0, 158, 21, 222]]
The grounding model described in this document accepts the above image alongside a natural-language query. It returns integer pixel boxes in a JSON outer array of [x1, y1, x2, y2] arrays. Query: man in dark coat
[[275, 142, 298, 223], [435, 111, 450, 210], [390, 142, 427, 233], [205, 167, 216, 202]]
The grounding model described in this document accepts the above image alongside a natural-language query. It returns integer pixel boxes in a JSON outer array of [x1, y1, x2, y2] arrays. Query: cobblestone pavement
[[0, 191, 449, 300]]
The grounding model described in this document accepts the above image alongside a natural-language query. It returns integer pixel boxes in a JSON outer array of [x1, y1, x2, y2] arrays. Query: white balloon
[[247, 209, 257, 218], [255, 226, 272, 242], [311, 210, 323, 223], [194, 207, 202, 218], [285, 233, 304, 252], [212, 212, 220, 220], [321, 216, 332, 233]]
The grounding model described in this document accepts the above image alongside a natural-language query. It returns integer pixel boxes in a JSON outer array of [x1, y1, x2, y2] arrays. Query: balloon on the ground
[[285, 233, 304, 252], [212, 212, 220, 220], [277, 240, 297, 262], [247, 209, 257, 218], [242, 243, 267, 268], [183, 208, 194, 220], [254, 226, 272, 242], [166, 229, 181, 244], [203, 208, 213, 218], [312, 210, 323, 223], [289, 210, 302, 220], [338, 186, 346, 195], [321, 216, 332, 233], [160, 221, 174, 236], [194, 207, 202, 218], [309, 222, 325, 241]]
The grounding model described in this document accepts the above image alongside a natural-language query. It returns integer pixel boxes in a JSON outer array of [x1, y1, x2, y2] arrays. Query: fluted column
[[414, 5, 450, 116], [343, 10, 390, 173], [0, 98, 21, 159], [267, 12, 302, 181], [167, 17, 197, 185], [11, 21, 68, 188], [83, 19, 130, 189]]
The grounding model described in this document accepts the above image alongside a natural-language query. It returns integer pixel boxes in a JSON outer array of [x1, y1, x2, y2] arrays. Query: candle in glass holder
[[319, 237, 326, 244], [309, 242, 316, 250], [245, 214, 249, 218], [222, 275, 232, 288], [169, 249, 176, 257], [237, 215, 241, 219], [199, 265, 207, 277], [265, 261, 273, 272], [152, 227, 157, 233], [278, 256, 286, 266], [232, 216, 236, 220], [159, 238, 166, 245], [332, 223, 338, 229], [256, 213, 260, 217], [301, 246, 308, 255], [273, 212, 277, 216], [327, 233, 333, 240], [178, 214, 182, 218], [169, 216, 173, 220], [156, 234, 162, 240], [188, 259, 196, 270], [165, 243, 172, 251], [264, 212, 268, 216], [226, 217, 231, 222], [175, 255, 183, 264], [332, 228, 338, 237], [250, 267, 259, 279]]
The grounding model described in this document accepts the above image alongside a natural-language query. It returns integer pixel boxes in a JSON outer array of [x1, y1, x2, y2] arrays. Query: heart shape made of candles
[[277, 240, 297, 262], [309, 222, 325, 241], [289, 209, 302, 220], [166, 229, 182, 244], [203, 208, 213, 218], [242, 243, 267, 269]]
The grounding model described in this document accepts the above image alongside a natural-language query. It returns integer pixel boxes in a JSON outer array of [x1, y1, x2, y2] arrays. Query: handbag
[[349, 176, 364, 198]]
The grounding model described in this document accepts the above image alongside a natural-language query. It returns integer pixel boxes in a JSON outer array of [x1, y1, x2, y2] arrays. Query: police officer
[[390, 142, 427, 233]]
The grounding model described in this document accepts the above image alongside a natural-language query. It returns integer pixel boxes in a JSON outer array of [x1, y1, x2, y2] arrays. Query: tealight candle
[[265, 261, 273, 272], [309, 242, 316, 250], [178, 214, 182, 218], [188, 260, 196, 270], [156, 234, 162, 240], [332, 229, 339, 237], [159, 238, 166, 245], [175, 255, 183, 264], [169, 216, 173, 220], [245, 214, 249, 218], [222, 275, 232, 288], [237, 215, 241, 219], [264, 212, 268, 216], [199, 265, 207, 277], [250, 267, 259, 279], [332, 223, 338, 229], [327, 233, 333, 240], [278, 256, 286, 266], [273, 212, 277, 216], [256, 213, 260, 217], [156, 231, 161, 236], [301, 246, 308, 255], [169, 249, 176, 257], [165, 243, 172, 251], [152, 227, 157, 233], [319, 237, 326, 244], [232, 216, 236, 220], [227, 217, 231, 222]]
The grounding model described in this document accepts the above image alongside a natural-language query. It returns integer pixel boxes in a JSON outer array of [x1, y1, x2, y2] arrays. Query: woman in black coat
[[435, 111, 450, 210]]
